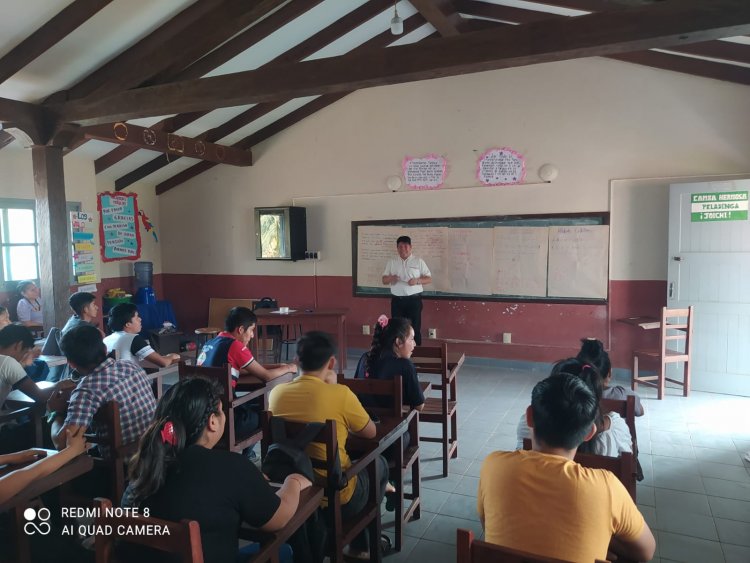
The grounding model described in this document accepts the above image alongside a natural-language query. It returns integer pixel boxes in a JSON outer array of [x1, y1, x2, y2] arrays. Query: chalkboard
[[352, 213, 609, 303]]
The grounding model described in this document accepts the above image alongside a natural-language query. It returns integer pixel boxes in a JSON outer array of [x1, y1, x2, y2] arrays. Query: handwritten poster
[[547, 225, 609, 299], [402, 154, 447, 190], [70, 211, 98, 284], [97, 192, 141, 262], [476, 147, 526, 186]]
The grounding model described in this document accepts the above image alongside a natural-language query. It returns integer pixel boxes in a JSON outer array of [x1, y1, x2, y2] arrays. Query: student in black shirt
[[357, 315, 425, 411], [123, 377, 311, 562]]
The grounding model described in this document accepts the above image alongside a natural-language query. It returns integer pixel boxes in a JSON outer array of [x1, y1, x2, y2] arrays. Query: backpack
[[261, 417, 347, 490]]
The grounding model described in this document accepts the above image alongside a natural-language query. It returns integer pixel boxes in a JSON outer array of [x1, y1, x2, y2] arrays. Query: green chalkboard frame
[[352, 212, 610, 304]]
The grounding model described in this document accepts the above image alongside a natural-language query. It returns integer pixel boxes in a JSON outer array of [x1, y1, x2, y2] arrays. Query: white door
[[668, 179, 750, 396]]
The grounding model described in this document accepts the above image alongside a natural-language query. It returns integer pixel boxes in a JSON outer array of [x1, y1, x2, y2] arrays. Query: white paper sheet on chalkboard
[[547, 225, 609, 298], [447, 228, 493, 295], [493, 226, 548, 296]]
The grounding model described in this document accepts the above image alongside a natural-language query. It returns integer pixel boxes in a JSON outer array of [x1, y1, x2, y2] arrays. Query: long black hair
[[364, 316, 412, 377], [127, 377, 223, 505], [576, 338, 611, 380]]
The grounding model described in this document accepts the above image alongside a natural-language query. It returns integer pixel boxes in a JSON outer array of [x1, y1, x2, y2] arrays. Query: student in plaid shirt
[[48, 325, 156, 452]]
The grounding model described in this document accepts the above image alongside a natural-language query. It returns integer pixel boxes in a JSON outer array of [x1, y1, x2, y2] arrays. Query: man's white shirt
[[383, 255, 431, 296]]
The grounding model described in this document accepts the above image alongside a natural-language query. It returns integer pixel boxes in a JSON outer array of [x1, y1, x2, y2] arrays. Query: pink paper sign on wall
[[476, 148, 526, 186], [402, 154, 447, 190]]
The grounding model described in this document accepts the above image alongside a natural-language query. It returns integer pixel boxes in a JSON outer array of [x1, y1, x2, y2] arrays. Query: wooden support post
[[31, 146, 70, 331]]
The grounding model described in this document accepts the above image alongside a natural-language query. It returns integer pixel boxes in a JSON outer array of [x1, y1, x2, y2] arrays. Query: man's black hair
[[108, 303, 138, 332], [69, 292, 96, 316], [0, 324, 35, 349], [225, 307, 256, 332], [296, 331, 336, 372], [396, 236, 411, 246], [60, 324, 107, 370]]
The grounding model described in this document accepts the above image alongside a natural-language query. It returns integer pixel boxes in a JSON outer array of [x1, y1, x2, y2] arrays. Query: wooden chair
[[600, 396, 637, 451], [94, 497, 203, 563], [338, 374, 421, 552], [414, 343, 459, 477], [253, 297, 282, 363], [178, 362, 263, 453], [632, 306, 694, 400], [457, 528, 591, 563], [260, 412, 380, 563], [522, 438, 637, 501], [194, 297, 259, 360]]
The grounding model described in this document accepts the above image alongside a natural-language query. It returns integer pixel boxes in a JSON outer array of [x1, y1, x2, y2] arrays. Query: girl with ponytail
[[356, 315, 424, 411], [123, 377, 311, 563], [515, 357, 633, 457]]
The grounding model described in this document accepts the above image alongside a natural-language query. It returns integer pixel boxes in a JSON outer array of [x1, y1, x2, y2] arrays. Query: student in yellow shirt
[[269, 331, 389, 559], [478, 359, 656, 563]]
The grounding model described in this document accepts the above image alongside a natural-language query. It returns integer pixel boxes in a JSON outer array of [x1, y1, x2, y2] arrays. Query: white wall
[[0, 146, 163, 281], [157, 57, 750, 280]]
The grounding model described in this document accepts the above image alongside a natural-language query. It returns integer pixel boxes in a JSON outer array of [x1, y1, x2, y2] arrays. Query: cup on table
[[279, 306, 289, 314]]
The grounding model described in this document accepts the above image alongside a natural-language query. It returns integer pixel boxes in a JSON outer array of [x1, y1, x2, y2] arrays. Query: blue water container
[[135, 286, 156, 305]]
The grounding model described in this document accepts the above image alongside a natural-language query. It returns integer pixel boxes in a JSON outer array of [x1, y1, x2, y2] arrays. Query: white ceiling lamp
[[390, 1, 403, 35]]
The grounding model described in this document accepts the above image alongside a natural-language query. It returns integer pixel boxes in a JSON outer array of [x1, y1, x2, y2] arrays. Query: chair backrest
[[456, 528, 577, 563], [94, 497, 204, 563], [599, 395, 637, 449], [661, 306, 694, 357], [206, 297, 257, 329], [337, 374, 403, 418]]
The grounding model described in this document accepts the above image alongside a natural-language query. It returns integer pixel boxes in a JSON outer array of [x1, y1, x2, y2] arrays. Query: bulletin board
[[97, 192, 141, 262], [352, 213, 610, 303]]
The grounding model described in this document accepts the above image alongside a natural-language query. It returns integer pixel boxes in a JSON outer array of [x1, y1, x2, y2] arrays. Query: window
[[0, 198, 80, 285]]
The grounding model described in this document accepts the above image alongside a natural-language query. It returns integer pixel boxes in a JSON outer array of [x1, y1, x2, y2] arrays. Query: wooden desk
[[236, 370, 296, 409], [38, 355, 67, 367], [140, 353, 195, 399], [253, 308, 348, 373], [618, 316, 661, 330], [239, 485, 325, 563], [0, 450, 94, 563]]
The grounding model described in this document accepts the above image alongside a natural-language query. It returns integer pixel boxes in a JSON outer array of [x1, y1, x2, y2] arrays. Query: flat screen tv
[[254, 206, 307, 261]]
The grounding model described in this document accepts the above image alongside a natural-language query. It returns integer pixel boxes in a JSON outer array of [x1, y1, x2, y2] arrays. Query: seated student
[[16, 280, 43, 327], [122, 377, 310, 563], [0, 325, 72, 454], [62, 292, 101, 335], [356, 315, 424, 412], [0, 306, 9, 328], [270, 331, 389, 559], [49, 325, 157, 454], [103, 303, 180, 367], [197, 306, 295, 443], [479, 364, 656, 563], [578, 337, 644, 416]]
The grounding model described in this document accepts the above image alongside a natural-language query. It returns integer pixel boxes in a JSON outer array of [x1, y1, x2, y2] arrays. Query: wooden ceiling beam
[[409, 0, 471, 36], [153, 20, 432, 195], [113, 0, 407, 189], [454, 0, 557, 24], [92, 0, 328, 170], [82, 122, 252, 165], [665, 40, 750, 65], [0, 131, 15, 150], [610, 49, 750, 85], [57, 0, 750, 126], [0, 0, 114, 85]]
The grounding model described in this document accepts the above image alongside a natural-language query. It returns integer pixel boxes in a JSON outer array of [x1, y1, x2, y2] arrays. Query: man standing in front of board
[[382, 235, 432, 345]]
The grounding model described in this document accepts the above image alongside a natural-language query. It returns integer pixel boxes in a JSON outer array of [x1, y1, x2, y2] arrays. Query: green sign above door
[[691, 191, 748, 222]]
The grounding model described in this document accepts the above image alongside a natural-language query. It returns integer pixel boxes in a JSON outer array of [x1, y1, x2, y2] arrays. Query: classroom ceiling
[[0, 0, 749, 195]]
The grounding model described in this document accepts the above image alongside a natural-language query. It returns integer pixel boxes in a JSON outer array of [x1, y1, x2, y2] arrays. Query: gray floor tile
[[654, 508, 719, 540], [703, 477, 750, 502], [714, 518, 750, 547], [698, 461, 750, 483], [437, 493, 480, 521], [647, 442, 696, 460], [694, 447, 746, 467], [722, 542, 750, 563], [422, 473, 462, 493], [401, 510, 437, 539], [453, 475, 479, 498], [639, 504, 657, 530], [652, 472, 706, 494], [420, 488, 451, 514], [654, 488, 712, 517], [421, 513, 483, 545], [708, 496, 750, 523], [406, 538, 457, 563], [657, 531, 725, 563], [638, 484, 656, 507], [691, 435, 739, 451], [382, 532, 419, 561]]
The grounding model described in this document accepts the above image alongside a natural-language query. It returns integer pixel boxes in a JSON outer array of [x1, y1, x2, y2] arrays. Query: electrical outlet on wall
[[304, 250, 322, 260], [428, 328, 437, 339], [362, 324, 370, 335]]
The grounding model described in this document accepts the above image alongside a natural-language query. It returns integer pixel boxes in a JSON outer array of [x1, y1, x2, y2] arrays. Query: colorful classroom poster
[[476, 147, 526, 186], [402, 154, 447, 190], [690, 191, 748, 222], [97, 192, 142, 262], [70, 211, 99, 284]]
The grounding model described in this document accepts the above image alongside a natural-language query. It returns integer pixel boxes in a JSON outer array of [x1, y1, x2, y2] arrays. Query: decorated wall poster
[[70, 211, 99, 284], [402, 154, 447, 190], [97, 192, 142, 262], [476, 147, 526, 186]]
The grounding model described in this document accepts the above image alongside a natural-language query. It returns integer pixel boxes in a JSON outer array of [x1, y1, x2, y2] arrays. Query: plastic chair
[[632, 306, 694, 400]]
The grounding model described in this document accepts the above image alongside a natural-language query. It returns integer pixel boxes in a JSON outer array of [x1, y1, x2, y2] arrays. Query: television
[[254, 206, 307, 261]]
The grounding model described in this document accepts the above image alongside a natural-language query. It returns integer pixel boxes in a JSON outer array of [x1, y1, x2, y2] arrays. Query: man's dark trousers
[[391, 294, 423, 345]]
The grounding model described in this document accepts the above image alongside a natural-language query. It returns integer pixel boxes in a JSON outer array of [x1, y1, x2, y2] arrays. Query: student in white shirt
[[103, 303, 180, 367], [15, 281, 43, 326], [382, 235, 431, 345]]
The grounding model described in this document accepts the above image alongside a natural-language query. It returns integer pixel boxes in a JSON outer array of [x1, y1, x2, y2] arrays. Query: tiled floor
[[359, 358, 750, 563]]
